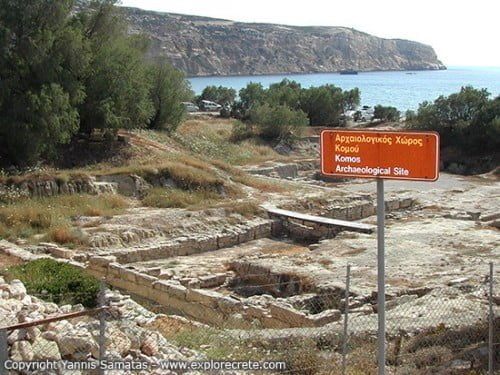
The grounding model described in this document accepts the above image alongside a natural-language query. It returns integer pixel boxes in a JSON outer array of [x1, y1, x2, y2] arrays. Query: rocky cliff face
[[122, 7, 445, 76]]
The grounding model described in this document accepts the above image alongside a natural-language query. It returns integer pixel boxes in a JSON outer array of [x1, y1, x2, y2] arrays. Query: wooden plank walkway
[[266, 207, 375, 234]]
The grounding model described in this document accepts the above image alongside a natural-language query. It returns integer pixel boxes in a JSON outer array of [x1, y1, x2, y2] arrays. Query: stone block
[[347, 205, 363, 220], [186, 288, 222, 308], [238, 228, 255, 243], [146, 267, 162, 277], [385, 199, 400, 211], [260, 314, 291, 329], [331, 207, 348, 220], [307, 309, 341, 326], [216, 296, 243, 314], [269, 303, 307, 327], [89, 255, 117, 267], [217, 233, 239, 249], [136, 273, 158, 286], [255, 223, 272, 238], [199, 274, 227, 288], [196, 237, 218, 252], [399, 198, 414, 209], [153, 281, 187, 299], [120, 268, 138, 283], [361, 202, 376, 217], [108, 263, 122, 277]]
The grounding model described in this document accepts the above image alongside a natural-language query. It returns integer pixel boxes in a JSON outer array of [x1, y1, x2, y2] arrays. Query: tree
[[408, 86, 490, 148], [0, 0, 88, 165], [467, 96, 500, 153], [238, 82, 267, 112], [249, 104, 308, 141], [343, 88, 361, 111], [77, 0, 154, 134], [267, 79, 302, 109], [374, 105, 400, 121], [148, 61, 193, 132], [299, 85, 345, 126], [199, 85, 236, 106]]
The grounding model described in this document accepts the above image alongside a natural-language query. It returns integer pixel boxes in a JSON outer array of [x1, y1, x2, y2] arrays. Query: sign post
[[320, 129, 439, 375], [376, 178, 385, 374]]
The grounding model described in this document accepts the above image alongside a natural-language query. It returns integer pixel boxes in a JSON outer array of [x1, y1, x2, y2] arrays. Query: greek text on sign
[[320, 130, 439, 181]]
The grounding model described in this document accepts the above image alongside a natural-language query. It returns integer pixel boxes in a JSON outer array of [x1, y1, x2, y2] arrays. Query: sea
[[188, 66, 500, 112]]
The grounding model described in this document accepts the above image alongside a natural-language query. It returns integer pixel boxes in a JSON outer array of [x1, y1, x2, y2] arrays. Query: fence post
[[98, 278, 106, 375], [489, 262, 494, 375], [0, 329, 7, 375], [341, 264, 351, 375]]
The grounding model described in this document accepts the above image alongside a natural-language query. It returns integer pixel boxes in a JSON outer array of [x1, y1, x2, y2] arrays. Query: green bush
[[300, 85, 345, 126], [407, 86, 498, 154], [7, 259, 100, 307], [249, 103, 308, 141], [374, 105, 400, 121], [197, 85, 236, 106]]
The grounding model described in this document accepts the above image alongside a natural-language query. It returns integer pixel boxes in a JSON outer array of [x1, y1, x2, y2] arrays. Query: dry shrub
[[84, 207, 103, 217], [412, 346, 453, 369], [0, 193, 128, 243], [279, 340, 325, 375], [47, 226, 76, 244], [48, 226, 88, 246]]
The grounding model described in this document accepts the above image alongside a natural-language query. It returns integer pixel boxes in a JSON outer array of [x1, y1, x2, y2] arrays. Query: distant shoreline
[[186, 67, 447, 79], [187, 67, 500, 111]]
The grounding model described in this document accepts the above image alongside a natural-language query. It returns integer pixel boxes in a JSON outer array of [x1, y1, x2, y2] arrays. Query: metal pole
[[0, 329, 7, 375], [489, 262, 494, 375], [99, 278, 106, 375], [377, 178, 386, 375], [342, 264, 351, 375]]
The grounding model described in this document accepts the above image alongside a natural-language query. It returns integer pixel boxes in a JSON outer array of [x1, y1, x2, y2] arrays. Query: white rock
[[10, 340, 33, 361], [8, 279, 27, 299], [32, 337, 61, 360], [447, 277, 470, 286], [57, 333, 98, 359], [7, 329, 27, 345]]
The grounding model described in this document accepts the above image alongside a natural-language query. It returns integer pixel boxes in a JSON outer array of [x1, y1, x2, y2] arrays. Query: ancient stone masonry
[[92, 219, 274, 263], [0, 176, 117, 198], [243, 163, 299, 179], [86, 256, 345, 329]]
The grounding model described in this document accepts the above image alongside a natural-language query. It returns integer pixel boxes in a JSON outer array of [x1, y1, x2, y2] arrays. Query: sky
[[119, 0, 500, 67]]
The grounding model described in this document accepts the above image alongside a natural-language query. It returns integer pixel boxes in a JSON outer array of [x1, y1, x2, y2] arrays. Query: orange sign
[[320, 129, 439, 181]]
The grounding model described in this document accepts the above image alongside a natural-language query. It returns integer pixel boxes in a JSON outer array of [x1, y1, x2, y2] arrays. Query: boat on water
[[339, 70, 358, 75]]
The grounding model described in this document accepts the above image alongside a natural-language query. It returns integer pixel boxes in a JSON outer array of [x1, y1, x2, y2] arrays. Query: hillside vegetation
[[0, 0, 192, 167]]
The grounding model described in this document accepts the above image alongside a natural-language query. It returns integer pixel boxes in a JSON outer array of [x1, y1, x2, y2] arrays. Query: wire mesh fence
[[0, 263, 497, 374]]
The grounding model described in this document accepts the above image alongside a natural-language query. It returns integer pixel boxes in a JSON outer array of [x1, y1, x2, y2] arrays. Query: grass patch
[[5, 258, 99, 307], [222, 201, 264, 218], [142, 188, 222, 209], [174, 119, 289, 165], [210, 160, 288, 193], [0, 193, 129, 244], [232, 174, 287, 193], [91, 161, 225, 192], [168, 327, 338, 374]]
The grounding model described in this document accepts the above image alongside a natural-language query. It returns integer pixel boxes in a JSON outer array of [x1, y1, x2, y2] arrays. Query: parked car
[[200, 100, 222, 112], [182, 102, 199, 112]]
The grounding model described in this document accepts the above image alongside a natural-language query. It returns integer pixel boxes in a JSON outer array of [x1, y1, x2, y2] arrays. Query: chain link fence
[[0, 264, 497, 374]]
